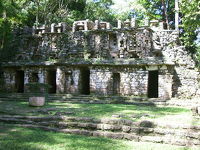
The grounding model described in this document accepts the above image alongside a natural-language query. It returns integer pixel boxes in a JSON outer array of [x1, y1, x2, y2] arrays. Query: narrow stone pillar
[[38, 69, 45, 83], [72, 22, 76, 32], [32, 26, 36, 35], [144, 18, 150, 27], [94, 20, 99, 30], [51, 23, 56, 33], [124, 19, 130, 28], [24, 70, 29, 84], [84, 20, 89, 31], [42, 25, 46, 33], [57, 23, 62, 33], [117, 20, 122, 29], [107, 23, 111, 29], [131, 17, 137, 28], [159, 22, 164, 30], [56, 67, 65, 93], [61, 22, 67, 32]]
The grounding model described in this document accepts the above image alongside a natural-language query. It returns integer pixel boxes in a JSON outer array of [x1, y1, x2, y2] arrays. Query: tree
[[83, 0, 116, 24], [138, 0, 175, 29], [0, 0, 25, 61], [180, 0, 200, 54]]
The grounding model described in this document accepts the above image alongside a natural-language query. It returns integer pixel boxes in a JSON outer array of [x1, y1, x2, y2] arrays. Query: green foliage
[[138, 0, 175, 28], [0, 123, 189, 150], [180, 0, 200, 54], [180, 0, 200, 34], [83, 0, 116, 24], [0, 0, 27, 62], [138, 0, 162, 20]]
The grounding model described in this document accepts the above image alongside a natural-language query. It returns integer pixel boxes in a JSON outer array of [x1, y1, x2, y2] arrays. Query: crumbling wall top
[[32, 18, 176, 35]]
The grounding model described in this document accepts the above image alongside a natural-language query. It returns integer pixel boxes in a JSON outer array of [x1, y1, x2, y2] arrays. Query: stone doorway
[[148, 70, 158, 98], [113, 73, 120, 95], [80, 68, 90, 95], [15, 71, 24, 93], [47, 70, 56, 93]]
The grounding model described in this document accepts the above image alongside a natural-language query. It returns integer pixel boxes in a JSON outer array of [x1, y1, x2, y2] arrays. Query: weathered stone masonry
[[1, 19, 200, 99]]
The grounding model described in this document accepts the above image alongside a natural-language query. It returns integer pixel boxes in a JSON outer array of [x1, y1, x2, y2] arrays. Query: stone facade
[[1, 18, 199, 99]]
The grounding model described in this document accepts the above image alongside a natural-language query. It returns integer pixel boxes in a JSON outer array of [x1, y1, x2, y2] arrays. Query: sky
[[110, 0, 145, 15], [111, 0, 133, 13]]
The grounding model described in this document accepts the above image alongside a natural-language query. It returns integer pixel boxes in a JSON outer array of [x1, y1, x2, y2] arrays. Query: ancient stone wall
[[24, 68, 45, 84], [1, 64, 184, 99], [1, 19, 199, 98], [90, 66, 148, 96], [120, 70, 148, 96], [3, 69, 16, 92], [90, 67, 113, 95], [159, 68, 173, 99], [172, 65, 200, 98], [173, 46, 199, 98], [155, 30, 200, 98]]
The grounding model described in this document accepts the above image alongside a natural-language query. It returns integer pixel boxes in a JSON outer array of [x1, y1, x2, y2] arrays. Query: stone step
[[0, 115, 136, 126], [1, 115, 200, 141], [0, 94, 166, 105], [2, 121, 200, 146], [11, 123, 141, 141], [0, 93, 149, 100]]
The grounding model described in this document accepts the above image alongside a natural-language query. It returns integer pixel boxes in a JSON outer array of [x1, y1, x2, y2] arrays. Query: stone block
[[139, 120, 154, 128], [104, 132, 124, 139], [29, 97, 45, 106], [191, 106, 200, 115], [93, 131, 104, 137], [123, 133, 140, 141], [122, 126, 131, 132]]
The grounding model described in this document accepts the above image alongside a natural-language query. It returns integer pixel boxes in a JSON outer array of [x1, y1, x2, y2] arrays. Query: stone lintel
[[1, 58, 174, 68]]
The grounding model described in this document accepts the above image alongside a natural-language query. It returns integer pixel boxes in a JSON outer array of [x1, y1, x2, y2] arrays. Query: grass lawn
[[0, 123, 197, 150], [0, 100, 200, 150], [0, 100, 197, 126]]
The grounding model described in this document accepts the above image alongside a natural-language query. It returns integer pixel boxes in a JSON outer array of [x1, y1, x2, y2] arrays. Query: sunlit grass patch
[[0, 100, 196, 125], [0, 123, 193, 150]]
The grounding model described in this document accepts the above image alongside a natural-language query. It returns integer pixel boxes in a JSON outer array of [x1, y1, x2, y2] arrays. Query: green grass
[[0, 123, 196, 150], [0, 101, 200, 149], [0, 100, 193, 123]]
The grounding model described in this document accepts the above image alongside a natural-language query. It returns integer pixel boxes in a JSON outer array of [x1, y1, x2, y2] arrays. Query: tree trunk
[[175, 0, 179, 30], [36, 0, 39, 27], [161, 0, 169, 29]]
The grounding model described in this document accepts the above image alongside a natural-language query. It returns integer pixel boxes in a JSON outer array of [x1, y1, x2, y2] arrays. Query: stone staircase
[[0, 115, 200, 146], [1, 93, 199, 107], [0, 93, 167, 105]]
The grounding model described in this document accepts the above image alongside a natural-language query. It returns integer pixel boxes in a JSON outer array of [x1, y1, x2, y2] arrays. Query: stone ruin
[[1, 18, 200, 99]]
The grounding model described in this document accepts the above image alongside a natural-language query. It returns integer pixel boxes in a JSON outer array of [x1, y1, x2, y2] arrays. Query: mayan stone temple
[[1, 18, 200, 99]]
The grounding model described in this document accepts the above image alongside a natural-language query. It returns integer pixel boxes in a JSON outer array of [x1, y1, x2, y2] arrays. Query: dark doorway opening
[[47, 70, 56, 93], [113, 73, 120, 95], [80, 68, 90, 95], [30, 72, 39, 83], [148, 70, 158, 98], [15, 71, 24, 93]]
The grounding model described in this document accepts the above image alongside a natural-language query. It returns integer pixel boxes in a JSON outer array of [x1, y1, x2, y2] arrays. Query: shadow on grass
[[0, 123, 128, 150], [69, 103, 190, 119], [0, 100, 190, 120], [0, 94, 190, 122], [0, 101, 56, 116]]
